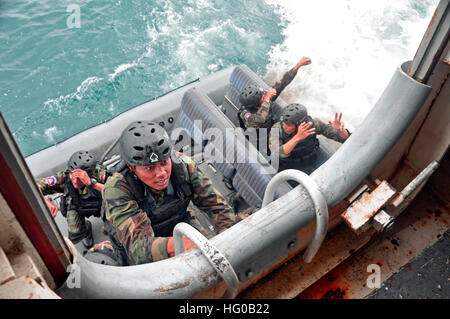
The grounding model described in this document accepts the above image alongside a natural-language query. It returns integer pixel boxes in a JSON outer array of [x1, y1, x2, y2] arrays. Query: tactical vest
[[280, 115, 319, 160], [59, 175, 102, 218], [114, 154, 193, 237], [103, 154, 193, 266]]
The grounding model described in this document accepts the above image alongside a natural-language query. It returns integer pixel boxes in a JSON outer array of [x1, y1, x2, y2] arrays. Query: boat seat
[[179, 87, 291, 207], [179, 87, 237, 180]]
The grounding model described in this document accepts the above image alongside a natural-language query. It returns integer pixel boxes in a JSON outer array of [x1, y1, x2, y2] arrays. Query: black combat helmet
[[119, 121, 172, 166], [67, 150, 96, 176], [281, 103, 308, 125], [239, 84, 264, 109]]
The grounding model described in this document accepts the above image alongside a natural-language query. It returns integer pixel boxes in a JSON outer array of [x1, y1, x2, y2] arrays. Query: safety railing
[[173, 223, 240, 299], [262, 169, 328, 263]]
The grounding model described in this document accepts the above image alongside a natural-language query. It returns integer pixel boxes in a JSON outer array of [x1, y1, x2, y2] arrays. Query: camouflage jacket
[[102, 152, 245, 265], [37, 168, 104, 196], [36, 171, 68, 195], [239, 68, 298, 128], [269, 120, 348, 158]]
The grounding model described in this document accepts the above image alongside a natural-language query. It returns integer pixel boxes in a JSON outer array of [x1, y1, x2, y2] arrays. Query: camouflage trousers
[[66, 209, 87, 244]]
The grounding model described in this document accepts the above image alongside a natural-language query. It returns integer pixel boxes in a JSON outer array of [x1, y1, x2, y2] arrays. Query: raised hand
[[328, 112, 349, 139], [294, 56, 312, 71], [70, 169, 92, 186], [295, 121, 316, 141], [263, 87, 277, 101]]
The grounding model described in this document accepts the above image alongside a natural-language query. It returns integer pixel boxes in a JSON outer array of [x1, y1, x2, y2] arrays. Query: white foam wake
[[264, 0, 438, 130]]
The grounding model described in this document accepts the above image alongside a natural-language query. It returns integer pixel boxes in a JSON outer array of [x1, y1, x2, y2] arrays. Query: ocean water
[[0, 0, 438, 157]]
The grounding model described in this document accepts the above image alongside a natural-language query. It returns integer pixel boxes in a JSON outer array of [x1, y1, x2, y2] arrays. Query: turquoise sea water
[[0, 0, 438, 157]]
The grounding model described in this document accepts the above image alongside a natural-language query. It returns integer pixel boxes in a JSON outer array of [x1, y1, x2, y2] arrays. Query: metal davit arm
[[312, 61, 431, 208]]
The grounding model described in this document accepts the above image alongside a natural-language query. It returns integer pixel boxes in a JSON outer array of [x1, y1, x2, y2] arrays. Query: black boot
[[82, 220, 94, 249]]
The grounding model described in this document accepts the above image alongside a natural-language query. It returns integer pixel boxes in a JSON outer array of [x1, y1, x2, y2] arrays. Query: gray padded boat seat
[[179, 87, 291, 207], [179, 87, 237, 180]]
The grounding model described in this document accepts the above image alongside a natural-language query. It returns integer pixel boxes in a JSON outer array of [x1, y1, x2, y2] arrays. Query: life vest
[[59, 174, 102, 218], [280, 115, 319, 161]]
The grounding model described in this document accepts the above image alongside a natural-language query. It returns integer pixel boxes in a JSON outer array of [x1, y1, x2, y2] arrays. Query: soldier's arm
[[313, 119, 347, 143], [272, 69, 298, 100], [36, 171, 67, 195], [102, 173, 170, 264], [239, 99, 271, 128], [283, 122, 316, 156], [269, 123, 289, 158], [272, 57, 311, 100], [180, 154, 242, 233]]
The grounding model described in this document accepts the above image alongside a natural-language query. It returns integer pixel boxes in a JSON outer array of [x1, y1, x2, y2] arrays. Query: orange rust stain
[[297, 269, 349, 299], [421, 221, 427, 227], [321, 288, 346, 299], [155, 278, 194, 293], [364, 211, 377, 220]]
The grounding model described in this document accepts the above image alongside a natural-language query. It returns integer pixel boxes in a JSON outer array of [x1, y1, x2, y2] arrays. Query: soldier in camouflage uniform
[[269, 104, 350, 174], [87, 121, 251, 266], [239, 56, 312, 129], [36, 150, 105, 248]]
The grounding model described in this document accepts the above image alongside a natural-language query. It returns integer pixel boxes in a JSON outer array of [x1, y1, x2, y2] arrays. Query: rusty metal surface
[[238, 219, 376, 299], [367, 230, 449, 299], [239, 163, 449, 300], [297, 184, 449, 299], [341, 181, 397, 234]]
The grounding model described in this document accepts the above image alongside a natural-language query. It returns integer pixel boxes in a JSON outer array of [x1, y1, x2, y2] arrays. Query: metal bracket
[[173, 222, 239, 299], [262, 169, 329, 263], [341, 181, 397, 234], [342, 160, 440, 234]]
